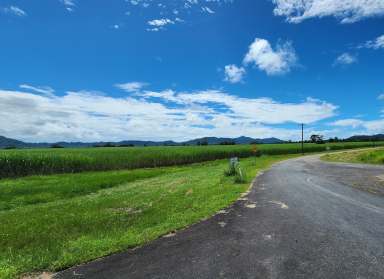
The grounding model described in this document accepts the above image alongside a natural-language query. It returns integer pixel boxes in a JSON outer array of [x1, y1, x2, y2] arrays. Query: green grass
[[0, 168, 168, 211], [1, 142, 382, 178], [322, 148, 384, 165], [0, 154, 295, 279]]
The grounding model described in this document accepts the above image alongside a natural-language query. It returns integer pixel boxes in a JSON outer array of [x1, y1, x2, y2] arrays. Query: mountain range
[[346, 134, 384, 142], [1, 134, 383, 149], [0, 135, 285, 148]]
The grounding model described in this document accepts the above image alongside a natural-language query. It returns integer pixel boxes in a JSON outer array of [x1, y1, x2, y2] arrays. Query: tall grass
[[358, 149, 384, 164], [0, 142, 382, 178], [323, 148, 384, 165]]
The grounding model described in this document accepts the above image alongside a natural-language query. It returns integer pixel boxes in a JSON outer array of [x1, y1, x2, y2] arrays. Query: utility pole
[[301, 123, 304, 155]]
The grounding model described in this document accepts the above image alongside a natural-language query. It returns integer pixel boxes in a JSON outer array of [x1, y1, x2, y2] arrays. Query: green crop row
[[0, 141, 382, 178]]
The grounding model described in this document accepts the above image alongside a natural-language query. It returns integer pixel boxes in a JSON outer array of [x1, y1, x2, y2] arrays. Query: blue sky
[[0, 0, 383, 142]]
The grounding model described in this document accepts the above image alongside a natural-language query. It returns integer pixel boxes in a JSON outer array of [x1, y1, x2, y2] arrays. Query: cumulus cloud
[[3, 6, 26, 17], [148, 18, 174, 27], [224, 65, 246, 83], [0, 87, 337, 142], [363, 119, 384, 133], [243, 38, 297, 75], [332, 118, 384, 134], [361, 34, 384, 49], [272, 0, 384, 23], [115, 82, 149, 92], [332, 118, 364, 128], [333, 53, 358, 66], [146, 18, 178, 31], [378, 94, 384, 100]]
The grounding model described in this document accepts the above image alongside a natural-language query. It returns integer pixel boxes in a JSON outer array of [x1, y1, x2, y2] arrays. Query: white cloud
[[128, 0, 233, 30], [333, 53, 358, 66], [157, 91, 336, 124], [332, 118, 364, 128], [3, 6, 26, 17], [60, 0, 75, 11], [332, 118, 384, 134], [363, 119, 384, 133], [272, 0, 384, 23], [61, 0, 75, 5], [0, 87, 337, 142], [243, 38, 297, 76], [148, 18, 174, 27], [361, 34, 384, 49], [378, 94, 384, 100], [19, 84, 55, 97], [115, 82, 149, 92], [147, 18, 176, 31], [224, 65, 246, 83], [202, 6, 215, 14]]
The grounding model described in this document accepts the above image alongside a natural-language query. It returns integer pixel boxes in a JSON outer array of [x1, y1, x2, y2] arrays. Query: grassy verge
[[0, 168, 168, 211], [0, 154, 296, 278], [321, 148, 384, 165], [1, 142, 383, 178]]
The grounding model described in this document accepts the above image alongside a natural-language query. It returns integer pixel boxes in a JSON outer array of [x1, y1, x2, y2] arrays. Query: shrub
[[224, 159, 246, 183], [224, 158, 239, 176], [224, 163, 237, 176], [234, 166, 246, 183], [51, 144, 64, 148]]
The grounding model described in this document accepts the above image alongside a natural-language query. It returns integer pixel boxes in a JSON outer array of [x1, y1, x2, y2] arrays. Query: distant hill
[[52, 140, 178, 148], [116, 140, 178, 146], [178, 136, 284, 145], [0, 136, 29, 148], [346, 134, 384, 142], [255, 137, 285, 144], [184, 137, 234, 145], [3, 133, 384, 149], [0, 135, 285, 148]]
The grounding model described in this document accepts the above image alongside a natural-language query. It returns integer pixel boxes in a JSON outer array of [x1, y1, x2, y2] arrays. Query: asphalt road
[[56, 155, 384, 279]]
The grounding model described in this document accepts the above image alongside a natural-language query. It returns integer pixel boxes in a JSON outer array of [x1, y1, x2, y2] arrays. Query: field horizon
[[1, 141, 383, 179]]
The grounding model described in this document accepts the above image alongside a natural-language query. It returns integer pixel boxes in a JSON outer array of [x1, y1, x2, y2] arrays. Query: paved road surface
[[56, 155, 384, 279]]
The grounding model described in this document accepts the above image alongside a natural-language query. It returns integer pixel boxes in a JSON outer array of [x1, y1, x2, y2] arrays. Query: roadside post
[[230, 157, 239, 168], [301, 123, 304, 155], [251, 144, 258, 165]]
